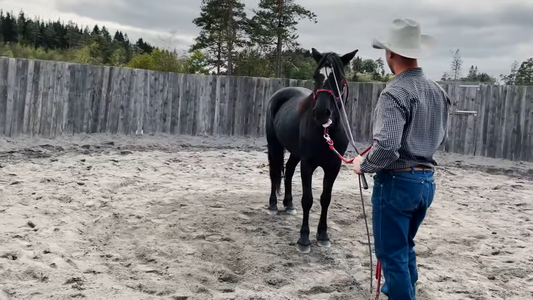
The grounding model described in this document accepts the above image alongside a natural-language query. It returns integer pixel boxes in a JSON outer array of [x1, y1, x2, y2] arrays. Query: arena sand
[[1, 134, 532, 300]]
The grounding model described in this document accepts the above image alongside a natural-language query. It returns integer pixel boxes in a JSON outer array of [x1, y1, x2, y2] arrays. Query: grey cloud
[[434, 4, 533, 28], [292, 1, 532, 78], [55, 0, 200, 33], [53, 0, 533, 79]]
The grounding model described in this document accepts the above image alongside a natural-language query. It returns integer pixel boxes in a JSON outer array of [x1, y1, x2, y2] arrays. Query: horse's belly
[[273, 100, 301, 155]]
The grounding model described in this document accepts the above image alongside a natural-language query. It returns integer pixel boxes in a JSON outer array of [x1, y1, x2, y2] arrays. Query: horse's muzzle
[[312, 108, 331, 125]]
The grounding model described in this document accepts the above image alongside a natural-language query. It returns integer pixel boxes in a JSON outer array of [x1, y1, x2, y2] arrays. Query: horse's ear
[[341, 49, 358, 65], [311, 48, 322, 63]]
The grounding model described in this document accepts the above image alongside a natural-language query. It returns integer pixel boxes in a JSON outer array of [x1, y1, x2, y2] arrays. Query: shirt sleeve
[[360, 89, 407, 173]]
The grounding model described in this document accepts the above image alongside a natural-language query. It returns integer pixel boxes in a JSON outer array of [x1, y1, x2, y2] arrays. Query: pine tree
[[515, 58, 533, 85], [248, 0, 317, 77], [450, 49, 463, 80], [1, 11, 19, 43], [65, 21, 82, 48], [190, 0, 248, 75]]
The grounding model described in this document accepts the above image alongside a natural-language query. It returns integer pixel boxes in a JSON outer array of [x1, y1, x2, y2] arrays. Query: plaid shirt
[[360, 68, 450, 173]]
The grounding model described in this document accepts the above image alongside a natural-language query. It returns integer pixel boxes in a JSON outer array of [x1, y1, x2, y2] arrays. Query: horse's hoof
[[317, 240, 331, 248], [284, 207, 297, 215], [267, 208, 278, 215], [296, 243, 311, 254]]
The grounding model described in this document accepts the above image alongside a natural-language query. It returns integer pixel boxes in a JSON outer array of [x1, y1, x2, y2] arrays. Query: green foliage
[[69, 42, 103, 65], [247, 0, 317, 77], [441, 49, 498, 84], [127, 48, 188, 73], [351, 56, 363, 73], [515, 58, 533, 85], [498, 59, 533, 86], [346, 56, 392, 82], [248, 0, 317, 53], [0, 42, 64, 61], [500, 61, 519, 85], [185, 50, 210, 74], [361, 59, 378, 74], [233, 48, 274, 77], [0, 9, 195, 74], [0, 7, 405, 84], [126, 53, 154, 69], [463, 65, 496, 83], [190, 0, 248, 75]]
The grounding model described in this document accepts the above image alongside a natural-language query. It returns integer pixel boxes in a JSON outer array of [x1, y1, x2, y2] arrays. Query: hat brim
[[372, 34, 437, 59]]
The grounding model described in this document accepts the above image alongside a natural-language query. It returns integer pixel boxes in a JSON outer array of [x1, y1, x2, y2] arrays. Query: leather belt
[[392, 166, 433, 172]]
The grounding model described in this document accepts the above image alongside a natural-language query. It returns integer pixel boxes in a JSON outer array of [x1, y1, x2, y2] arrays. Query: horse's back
[[267, 86, 311, 113], [267, 87, 311, 155]]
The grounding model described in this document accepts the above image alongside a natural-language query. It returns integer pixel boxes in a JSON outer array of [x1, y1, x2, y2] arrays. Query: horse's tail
[[265, 93, 287, 196]]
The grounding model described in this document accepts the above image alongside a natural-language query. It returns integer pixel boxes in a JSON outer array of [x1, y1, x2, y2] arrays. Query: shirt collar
[[387, 67, 424, 85]]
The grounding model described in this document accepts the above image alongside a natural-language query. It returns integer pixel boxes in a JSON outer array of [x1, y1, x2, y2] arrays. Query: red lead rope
[[323, 126, 381, 299], [318, 77, 381, 299], [375, 261, 382, 300], [323, 127, 373, 163]]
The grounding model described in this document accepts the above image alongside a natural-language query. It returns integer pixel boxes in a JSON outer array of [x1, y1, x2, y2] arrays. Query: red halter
[[313, 78, 349, 103], [315, 77, 373, 163]]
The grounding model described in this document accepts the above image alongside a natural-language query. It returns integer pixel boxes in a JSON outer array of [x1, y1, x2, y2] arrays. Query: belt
[[391, 165, 433, 172]]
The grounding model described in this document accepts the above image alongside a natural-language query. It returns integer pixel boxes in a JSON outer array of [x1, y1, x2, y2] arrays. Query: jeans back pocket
[[385, 173, 426, 213]]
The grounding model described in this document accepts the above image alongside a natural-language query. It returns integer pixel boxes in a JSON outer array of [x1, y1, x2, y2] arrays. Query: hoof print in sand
[[264, 275, 289, 287], [64, 277, 85, 291]]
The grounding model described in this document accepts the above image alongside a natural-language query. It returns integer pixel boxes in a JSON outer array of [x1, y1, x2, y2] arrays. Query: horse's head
[[310, 48, 358, 126]]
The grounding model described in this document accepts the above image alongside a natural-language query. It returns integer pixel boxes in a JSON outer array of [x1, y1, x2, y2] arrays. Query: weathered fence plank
[[0, 59, 8, 136], [5, 58, 16, 137], [0, 57, 532, 162], [22, 59, 34, 136], [12, 59, 27, 137], [524, 86, 533, 162]]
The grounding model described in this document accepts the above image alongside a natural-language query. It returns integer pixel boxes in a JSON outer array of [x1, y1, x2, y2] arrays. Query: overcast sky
[[2, 0, 532, 81]]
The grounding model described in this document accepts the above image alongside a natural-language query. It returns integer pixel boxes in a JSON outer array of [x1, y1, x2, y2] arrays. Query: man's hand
[[352, 155, 364, 174]]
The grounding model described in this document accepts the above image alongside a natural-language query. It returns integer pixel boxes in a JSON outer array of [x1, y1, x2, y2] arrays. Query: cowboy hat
[[372, 18, 437, 59]]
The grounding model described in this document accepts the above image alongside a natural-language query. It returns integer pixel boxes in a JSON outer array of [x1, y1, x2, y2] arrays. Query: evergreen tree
[[190, 0, 248, 75], [461, 65, 496, 83], [0, 7, 398, 81], [500, 61, 519, 85], [64, 21, 82, 48], [450, 49, 463, 80], [515, 58, 533, 85], [248, 0, 317, 77], [1, 11, 19, 43]]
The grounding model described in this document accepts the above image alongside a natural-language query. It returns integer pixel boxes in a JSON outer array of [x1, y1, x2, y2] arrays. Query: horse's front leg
[[296, 159, 317, 253], [316, 160, 341, 248]]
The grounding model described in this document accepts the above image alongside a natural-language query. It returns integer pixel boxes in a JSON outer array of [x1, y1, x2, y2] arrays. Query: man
[[352, 19, 450, 299]]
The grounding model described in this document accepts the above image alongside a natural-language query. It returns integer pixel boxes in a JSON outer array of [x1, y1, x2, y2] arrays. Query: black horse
[[265, 48, 358, 253]]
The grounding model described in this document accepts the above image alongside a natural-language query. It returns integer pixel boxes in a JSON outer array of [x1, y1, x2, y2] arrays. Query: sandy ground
[[1, 134, 532, 300]]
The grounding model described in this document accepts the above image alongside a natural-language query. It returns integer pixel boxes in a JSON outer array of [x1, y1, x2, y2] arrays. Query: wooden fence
[[0, 57, 532, 162]]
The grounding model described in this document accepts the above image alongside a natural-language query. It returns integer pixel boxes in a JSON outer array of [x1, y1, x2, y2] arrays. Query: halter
[[313, 78, 349, 103], [317, 65, 373, 165]]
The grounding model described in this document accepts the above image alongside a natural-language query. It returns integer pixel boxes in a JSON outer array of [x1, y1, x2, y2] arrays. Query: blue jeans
[[372, 167, 435, 300]]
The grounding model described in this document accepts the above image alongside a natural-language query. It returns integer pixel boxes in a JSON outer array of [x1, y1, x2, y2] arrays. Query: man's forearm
[[360, 140, 400, 173]]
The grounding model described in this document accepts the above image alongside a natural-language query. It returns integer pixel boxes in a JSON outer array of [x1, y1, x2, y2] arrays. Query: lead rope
[[326, 66, 378, 300]]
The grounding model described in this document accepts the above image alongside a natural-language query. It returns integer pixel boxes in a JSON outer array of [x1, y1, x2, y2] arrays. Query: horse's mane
[[297, 52, 345, 115], [297, 93, 316, 115]]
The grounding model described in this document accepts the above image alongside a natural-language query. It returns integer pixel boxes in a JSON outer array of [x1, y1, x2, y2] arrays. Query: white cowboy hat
[[372, 18, 437, 59]]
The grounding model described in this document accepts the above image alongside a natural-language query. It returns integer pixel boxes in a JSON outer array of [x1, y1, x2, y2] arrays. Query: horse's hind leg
[[282, 154, 300, 215], [266, 128, 285, 215], [316, 161, 341, 248]]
